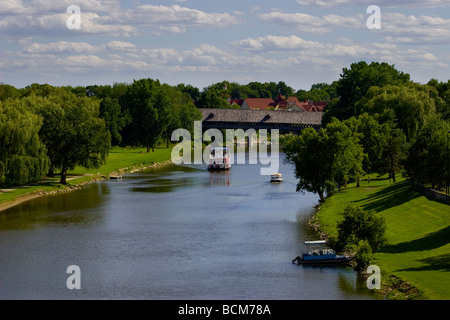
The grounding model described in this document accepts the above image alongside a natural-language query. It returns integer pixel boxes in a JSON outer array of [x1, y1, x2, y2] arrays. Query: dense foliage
[[1, 61, 449, 188], [284, 61, 449, 260], [0, 80, 202, 186], [286, 61, 450, 196]]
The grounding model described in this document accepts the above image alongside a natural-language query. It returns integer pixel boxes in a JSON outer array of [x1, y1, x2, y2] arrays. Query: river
[[0, 152, 374, 300]]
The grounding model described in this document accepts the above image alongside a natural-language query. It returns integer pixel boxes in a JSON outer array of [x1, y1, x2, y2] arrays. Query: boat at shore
[[208, 147, 231, 171], [292, 249, 351, 265]]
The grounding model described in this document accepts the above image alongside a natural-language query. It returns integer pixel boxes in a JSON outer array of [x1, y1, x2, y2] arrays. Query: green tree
[[405, 115, 450, 190], [99, 97, 130, 145], [33, 91, 111, 184], [427, 79, 450, 120], [162, 84, 202, 146], [0, 98, 49, 185], [296, 82, 337, 102], [125, 79, 172, 152], [336, 204, 387, 253], [379, 125, 407, 183], [323, 61, 411, 124], [0, 84, 20, 101], [197, 84, 230, 109], [344, 114, 389, 175], [326, 118, 365, 188], [276, 81, 295, 98], [356, 84, 437, 141], [285, 119, 365, 201], [353, 240, 373, 271], [285, 128, 335, 202], [177, 83, 201, 106]]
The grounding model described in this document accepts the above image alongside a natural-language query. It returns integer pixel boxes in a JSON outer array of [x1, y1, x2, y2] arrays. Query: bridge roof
[[200, 108, 323, 126]]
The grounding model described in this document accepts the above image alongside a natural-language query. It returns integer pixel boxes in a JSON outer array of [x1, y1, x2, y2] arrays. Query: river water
[[0, 152, 374, 300]]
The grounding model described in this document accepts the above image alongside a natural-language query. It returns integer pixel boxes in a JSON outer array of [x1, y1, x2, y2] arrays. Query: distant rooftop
[[200, 108, 323, 126]]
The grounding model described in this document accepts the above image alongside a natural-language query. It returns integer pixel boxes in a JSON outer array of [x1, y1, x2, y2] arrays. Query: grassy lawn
[[315, 174, 450, 300], [0, 147, 173, 206], [73, 146, 173, 176]]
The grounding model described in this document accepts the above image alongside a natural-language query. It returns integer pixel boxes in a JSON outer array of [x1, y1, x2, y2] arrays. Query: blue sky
[[1, 0, 449, 91]]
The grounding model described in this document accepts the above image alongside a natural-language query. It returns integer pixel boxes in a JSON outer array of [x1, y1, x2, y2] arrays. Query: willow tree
[[356, 84, 437, 141], [33, 91, 111, 184], [323, 61, 411, 125], [0, 99, 48, 186]]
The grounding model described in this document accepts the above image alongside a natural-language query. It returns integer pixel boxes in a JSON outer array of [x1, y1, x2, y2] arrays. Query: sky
[[1, 0, 450, 91]]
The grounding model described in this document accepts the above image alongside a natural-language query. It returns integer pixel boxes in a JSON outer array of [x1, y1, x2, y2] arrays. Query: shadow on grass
[[397, 253, 450, 272], [381, 226, 450, 253], [353, 180, 421, 213]]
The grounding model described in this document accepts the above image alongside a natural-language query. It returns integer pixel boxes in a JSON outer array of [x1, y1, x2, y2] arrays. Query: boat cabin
[[270, 173, 283, 182], [208, 147, 231, 171]]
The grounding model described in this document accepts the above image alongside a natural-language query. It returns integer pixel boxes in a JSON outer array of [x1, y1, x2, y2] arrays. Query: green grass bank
[[311, 174, 450, 300], [0, 147, 174, 209]]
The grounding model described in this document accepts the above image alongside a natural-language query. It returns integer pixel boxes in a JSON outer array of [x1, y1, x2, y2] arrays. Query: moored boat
[[292, 249, 351, 265]]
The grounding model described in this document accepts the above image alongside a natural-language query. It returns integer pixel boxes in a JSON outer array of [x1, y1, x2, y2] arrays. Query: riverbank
[[0, 147, 174, 213], [309, 174, 450, 300]]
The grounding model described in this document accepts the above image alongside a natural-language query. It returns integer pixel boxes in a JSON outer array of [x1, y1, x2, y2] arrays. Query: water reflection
[[0, 183, 107, 230], [0, 153, 375, 300], [208, 171, 231, 187]]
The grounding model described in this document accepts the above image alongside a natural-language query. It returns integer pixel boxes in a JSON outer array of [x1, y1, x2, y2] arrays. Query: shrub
[[336, 204, 387, 252], [354, 240, 373, 271]]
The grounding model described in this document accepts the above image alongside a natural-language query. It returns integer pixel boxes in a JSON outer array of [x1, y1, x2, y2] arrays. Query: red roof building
[[234, 93, 327, 112], [241, 98, 276, 110]]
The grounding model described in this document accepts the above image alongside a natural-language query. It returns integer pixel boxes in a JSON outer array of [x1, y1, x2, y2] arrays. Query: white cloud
[[105, 41, 136, 52], [23, 41, 98, 54], [0, 2, 239, 38], [232, 35, 322, 51], [258, 11, 364, 33], [381, 13, 450, 44], [0, 1, 448, 88], [230, 34, 447, 72], [258, 10, 450, 45], [296, 0, 450, 7], [296, 0, 352, 7], [99, 4, 239, 35]]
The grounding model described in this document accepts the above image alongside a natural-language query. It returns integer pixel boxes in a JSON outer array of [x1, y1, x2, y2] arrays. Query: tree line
[[180, 80, 336, 109], [285, 61, 450, 203], [0, 76, 338, 187], [2, 61, 449, 188], [0, 80, 201, 185], [284, 61, 450, 268]]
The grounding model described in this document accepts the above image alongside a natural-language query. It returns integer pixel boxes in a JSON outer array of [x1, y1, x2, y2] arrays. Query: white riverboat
[[270, 173, 283, 183], [208, 147, 231, 171]]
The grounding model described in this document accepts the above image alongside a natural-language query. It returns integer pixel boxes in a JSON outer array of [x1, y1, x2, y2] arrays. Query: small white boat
[[270, 173, 283, 183], [304, 240, 327, 245]]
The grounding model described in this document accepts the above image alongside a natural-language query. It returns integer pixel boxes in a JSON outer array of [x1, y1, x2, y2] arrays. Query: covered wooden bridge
[[200, 108, 323, 133]]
